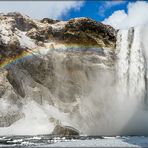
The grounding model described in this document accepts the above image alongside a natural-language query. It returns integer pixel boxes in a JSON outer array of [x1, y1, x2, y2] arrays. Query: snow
[[47, 137, 148, 147], [0, 136, 148, 147], [0, 14, 36, 49], [17, 31, 36, 49]]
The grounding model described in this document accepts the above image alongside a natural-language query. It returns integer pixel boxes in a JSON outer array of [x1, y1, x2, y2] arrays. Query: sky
[[0, 0, 128, 21], [64, 1, 129, 21], [0, 1, 148, 29]]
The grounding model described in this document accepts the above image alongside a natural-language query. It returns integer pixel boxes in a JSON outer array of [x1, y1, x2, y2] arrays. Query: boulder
[[52, 125, 80, 137]]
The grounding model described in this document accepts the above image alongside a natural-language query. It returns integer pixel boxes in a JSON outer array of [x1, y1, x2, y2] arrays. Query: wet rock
[[0, 111, 23, 127], [52, 125, 80, 137]]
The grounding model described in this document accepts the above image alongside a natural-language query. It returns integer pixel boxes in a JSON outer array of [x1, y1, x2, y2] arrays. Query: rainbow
[[0, 43, 102, 69], [0, 50, 32, 69]]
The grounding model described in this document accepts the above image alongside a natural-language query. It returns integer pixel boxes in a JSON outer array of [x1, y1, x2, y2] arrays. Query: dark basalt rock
[[28, 17, 117, 48], [41, 18, 60, 24], [62, 17, 116, 48]]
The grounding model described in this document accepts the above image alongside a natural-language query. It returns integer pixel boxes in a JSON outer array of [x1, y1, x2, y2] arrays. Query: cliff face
[[0, 13, 116, 65], [0, 12, 117, 135]]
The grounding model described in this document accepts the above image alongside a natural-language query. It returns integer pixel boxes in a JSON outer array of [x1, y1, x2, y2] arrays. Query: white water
[[115, 26, 148, 135], [117, 27, 145, 95], [116, 27, 146, 103]]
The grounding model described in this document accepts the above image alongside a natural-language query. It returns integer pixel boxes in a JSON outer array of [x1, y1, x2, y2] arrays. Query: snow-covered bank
[[48, 137, 148, 147], [1, 136, 148, 147]]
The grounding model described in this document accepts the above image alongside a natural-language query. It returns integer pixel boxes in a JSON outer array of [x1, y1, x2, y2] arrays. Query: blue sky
[[63, 1, 129, 21]]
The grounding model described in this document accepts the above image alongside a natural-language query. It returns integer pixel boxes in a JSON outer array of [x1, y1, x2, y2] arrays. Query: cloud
[[104, 1, 126, 7], [0, 1, 84, 19], [98, 1, 126, 16], [103, 1, 148, 29]]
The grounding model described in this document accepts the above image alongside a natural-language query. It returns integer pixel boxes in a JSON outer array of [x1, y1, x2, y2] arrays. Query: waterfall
[[116, 27, 146, 103]]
